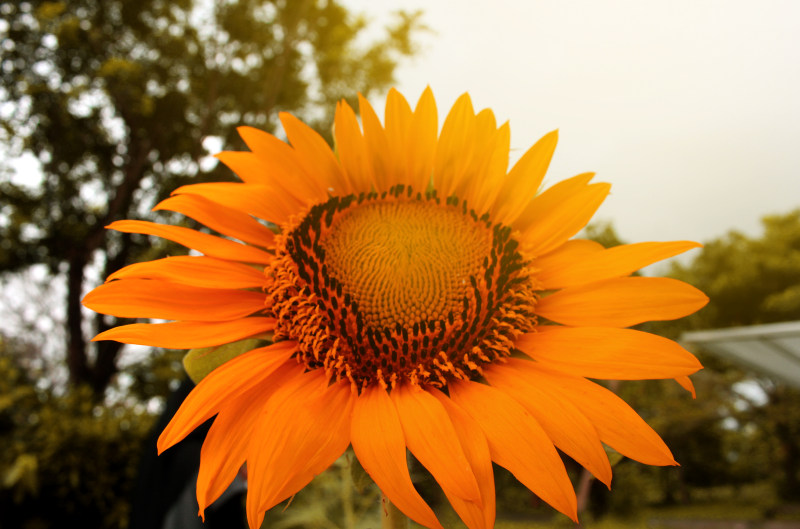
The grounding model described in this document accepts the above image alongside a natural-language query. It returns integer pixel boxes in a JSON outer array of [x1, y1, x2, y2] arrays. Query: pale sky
[[346, 0, 800, 257]]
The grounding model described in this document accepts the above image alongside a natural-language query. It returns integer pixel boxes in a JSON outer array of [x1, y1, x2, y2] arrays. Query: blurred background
[[1, 1, 798, 528]]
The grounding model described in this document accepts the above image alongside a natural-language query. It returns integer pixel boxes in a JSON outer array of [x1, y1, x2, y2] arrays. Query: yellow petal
[[537, 277, 709, 327]]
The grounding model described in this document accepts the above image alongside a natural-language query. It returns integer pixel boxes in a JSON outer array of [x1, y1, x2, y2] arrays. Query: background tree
[[663, 209, 800, 501], [577, 221, 775, 517], [0, 0, 424, 397]]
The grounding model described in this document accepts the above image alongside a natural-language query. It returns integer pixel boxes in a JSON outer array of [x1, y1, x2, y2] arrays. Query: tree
[[0, 0, 424, 396], [669, 209, 800, 329]]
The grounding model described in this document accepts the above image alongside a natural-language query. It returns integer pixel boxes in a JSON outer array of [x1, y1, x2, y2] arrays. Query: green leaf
[[183, 337, 268, 383], [604, 446, 625, 468]]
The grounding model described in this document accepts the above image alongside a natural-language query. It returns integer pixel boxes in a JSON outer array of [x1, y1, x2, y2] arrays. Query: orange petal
[[449, 380, 578, 522], [470, 121, 510, 216], [384, 88, 414, 190], [537, 241, 702, 289], [243, 365, 313, 528], [358, 92, 392, 191], [407, 87, 438, 194], [107, 256, 267, 290], [237, 126, 328, 203], [391, 383, 481, 503], [513, 172, 595, 232], [516, 327, 703, 379], [537, 277, 709, 327], [91, 317, 276, 348], [520, 182, 611, 257], [334, 100, 374, 191], [106, 220, 274, 265], [350, 385, 443, 529], [258, 379, 355, 511], [429, 389, 496, 529], [246, 370, 353, 526], [533, 239, 604, 277], [675, 376, 697, 398], [196, 382, 272, 516], [280, 111, 350, 195], [492, 130, 558, 225], [157, 341, 297, 454], [449, 108, 499, 206], [434, 93, 476, 199], [83, 279, 266, 321], [212, 150, 269, 185], [171, 179, 295, 226], [153, 194, 276, 248], [511, 361, 677, 466], [483, 362, 612, 487]]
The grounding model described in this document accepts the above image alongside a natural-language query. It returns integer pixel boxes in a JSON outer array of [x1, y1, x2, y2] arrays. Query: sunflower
[[83, 88, 708, 529]]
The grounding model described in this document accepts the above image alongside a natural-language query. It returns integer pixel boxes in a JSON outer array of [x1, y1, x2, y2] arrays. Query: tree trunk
[[66, 253, 90, 387]]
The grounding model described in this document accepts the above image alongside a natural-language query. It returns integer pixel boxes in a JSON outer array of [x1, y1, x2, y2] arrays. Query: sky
[[345, 0, 800, 261]]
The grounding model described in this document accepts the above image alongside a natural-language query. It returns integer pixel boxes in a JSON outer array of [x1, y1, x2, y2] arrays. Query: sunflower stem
[[381, 494, 409, 529]]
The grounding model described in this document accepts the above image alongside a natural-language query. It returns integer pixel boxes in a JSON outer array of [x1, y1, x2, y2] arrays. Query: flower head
[[83, 88, 708, 529]]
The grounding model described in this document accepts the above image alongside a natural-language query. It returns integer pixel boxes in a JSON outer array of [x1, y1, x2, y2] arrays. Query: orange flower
[[83, 89, 708, 529]]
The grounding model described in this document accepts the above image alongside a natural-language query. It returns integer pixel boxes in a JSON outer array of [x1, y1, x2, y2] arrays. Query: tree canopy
[[0, 0, 424, 395]]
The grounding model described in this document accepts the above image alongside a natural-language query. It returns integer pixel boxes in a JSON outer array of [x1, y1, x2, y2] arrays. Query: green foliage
[[183, 337, 268, 384], [583, 220, 626, 248], [0, 338, 156, 528], [668, 209, 800, 330]]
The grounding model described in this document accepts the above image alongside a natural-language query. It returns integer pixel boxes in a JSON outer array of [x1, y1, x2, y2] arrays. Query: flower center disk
[[269, 188, 538, 389], [323, 199, 491, 329]]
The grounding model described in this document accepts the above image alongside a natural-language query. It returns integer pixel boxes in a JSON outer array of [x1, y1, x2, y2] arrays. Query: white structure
[[681, 321, 800, 389]]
